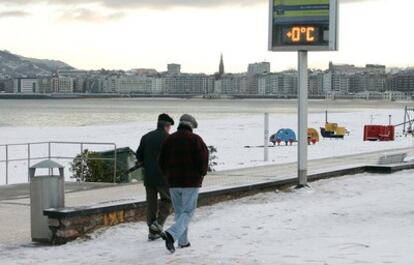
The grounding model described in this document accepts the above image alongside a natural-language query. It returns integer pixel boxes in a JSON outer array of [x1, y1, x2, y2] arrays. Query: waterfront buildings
[[1, 59, 413, 97]]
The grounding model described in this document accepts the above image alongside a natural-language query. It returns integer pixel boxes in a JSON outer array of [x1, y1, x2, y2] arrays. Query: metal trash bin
[[29, 160, 65, 242]]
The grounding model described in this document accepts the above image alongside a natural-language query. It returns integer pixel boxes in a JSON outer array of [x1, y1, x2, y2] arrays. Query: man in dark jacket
[[159, 114, 209, 253], [136, 113, 174, 241]]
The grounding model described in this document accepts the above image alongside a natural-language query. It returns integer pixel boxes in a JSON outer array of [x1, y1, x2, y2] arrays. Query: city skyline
[[4, 60, 413, 98], [0, 0, 412, 73]]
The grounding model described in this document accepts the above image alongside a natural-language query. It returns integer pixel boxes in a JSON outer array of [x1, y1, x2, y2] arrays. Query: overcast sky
[[0, 0, 412, 73]]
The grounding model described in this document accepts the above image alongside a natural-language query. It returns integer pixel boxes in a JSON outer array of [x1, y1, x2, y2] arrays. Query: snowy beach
[[1, 99, 413, 184]]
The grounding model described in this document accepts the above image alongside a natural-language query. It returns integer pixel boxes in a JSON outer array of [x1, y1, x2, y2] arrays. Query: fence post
[[5, 145, 8, 185], [27, 144, 31, 182], [80, 143, 84, 182], [48, 142, 51, 160], [264, 113, 269, 162], [48, 142, 51, 175], [403, 106, 407, 135], [113, 144, 117, 184]]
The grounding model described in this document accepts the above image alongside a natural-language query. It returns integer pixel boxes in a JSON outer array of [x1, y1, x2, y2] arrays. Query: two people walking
[[136, 113, 209, 253]]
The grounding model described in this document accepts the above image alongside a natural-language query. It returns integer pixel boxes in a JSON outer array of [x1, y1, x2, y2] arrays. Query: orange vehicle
[[308, 128, 320, 145]]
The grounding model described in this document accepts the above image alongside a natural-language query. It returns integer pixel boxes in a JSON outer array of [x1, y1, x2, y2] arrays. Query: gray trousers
[[145, 186, 172, 229]]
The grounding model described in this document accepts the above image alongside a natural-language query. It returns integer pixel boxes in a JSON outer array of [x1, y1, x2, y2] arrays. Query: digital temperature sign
[[283, 26, 319, 44], [269, 0, 338, 51]]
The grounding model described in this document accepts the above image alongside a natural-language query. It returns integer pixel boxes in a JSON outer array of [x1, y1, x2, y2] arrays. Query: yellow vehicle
[[320, 111, 348, 139]]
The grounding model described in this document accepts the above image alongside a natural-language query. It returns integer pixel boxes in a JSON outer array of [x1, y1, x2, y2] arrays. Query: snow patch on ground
[[1, 109, 414, 184], [2, 170, 414, 264]]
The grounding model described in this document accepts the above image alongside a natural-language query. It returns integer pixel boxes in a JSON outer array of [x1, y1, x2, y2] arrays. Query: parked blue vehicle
[[270, 128, 297, 145]]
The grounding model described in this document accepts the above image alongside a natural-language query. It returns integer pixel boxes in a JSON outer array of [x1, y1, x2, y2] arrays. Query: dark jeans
[[145, 186, 172, 229]]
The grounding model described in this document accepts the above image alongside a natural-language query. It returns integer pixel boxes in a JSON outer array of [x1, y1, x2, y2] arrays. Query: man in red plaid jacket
[[159, 114, 209, 253]]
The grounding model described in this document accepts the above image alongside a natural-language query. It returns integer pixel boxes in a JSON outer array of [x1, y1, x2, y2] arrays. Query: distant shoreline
[[0, 93, 412, 102], [0, 93, 195, 100], [0, 93, 412, 112], [0, 93, 325, 100]]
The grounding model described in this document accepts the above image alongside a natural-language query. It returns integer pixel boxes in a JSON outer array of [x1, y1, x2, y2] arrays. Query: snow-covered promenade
[[1, 168, 413, 264]]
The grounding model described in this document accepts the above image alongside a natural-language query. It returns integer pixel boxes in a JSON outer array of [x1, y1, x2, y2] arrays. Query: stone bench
[[44, 200, 147, 245]]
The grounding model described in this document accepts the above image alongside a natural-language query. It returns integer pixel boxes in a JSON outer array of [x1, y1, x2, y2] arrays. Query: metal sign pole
[[297, 50, 308, 188]]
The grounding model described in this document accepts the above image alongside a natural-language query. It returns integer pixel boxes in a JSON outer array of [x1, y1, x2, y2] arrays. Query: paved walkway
[[1, 147, 413, 246]]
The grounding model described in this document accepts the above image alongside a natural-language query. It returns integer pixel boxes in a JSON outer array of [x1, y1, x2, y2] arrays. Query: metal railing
[[0, 141, 117, 185]]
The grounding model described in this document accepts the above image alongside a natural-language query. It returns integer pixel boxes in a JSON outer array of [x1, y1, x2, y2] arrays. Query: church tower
[[219, 53, 225, 77]]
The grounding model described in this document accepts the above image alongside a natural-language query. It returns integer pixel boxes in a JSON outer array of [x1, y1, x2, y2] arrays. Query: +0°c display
[[269, 0, 337, 51], [286, 27, 316, 42], [282, 26, 320, 44]]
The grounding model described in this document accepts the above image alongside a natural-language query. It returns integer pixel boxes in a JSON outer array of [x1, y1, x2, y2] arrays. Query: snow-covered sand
[[2, 170, 413, 264], [1, 108, 413, 184]]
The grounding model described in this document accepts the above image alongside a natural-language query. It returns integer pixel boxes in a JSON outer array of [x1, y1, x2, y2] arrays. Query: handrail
[[0, 156, 117, 163], [394, 119, 414, 127], [0, 141, 118, 185], [0, 141, 118, 147]]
